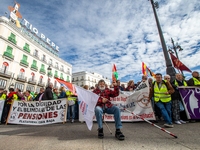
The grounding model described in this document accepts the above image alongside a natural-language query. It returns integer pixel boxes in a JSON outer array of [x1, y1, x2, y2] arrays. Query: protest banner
[[179, 86, 200, 119], [7, 98, 67, 125], [0, 99, 5, 119], [79, 81, 155, 122]]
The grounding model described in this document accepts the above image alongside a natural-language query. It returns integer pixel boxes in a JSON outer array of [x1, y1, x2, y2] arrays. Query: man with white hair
[[43, 83, 53, 100], [171, 73, 187, 124], [142, 75, 148, 82], [93, 79, 125, 140]]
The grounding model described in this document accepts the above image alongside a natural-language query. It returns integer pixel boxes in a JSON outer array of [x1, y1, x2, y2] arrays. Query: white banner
[[7, 99, 67, 125], [79, 81, 155, 122], [0, 99, 5, 119], [75, 86, 99, 130]]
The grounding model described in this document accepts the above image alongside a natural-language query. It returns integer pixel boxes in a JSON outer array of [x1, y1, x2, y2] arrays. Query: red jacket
[[93, 86, 119, 108]]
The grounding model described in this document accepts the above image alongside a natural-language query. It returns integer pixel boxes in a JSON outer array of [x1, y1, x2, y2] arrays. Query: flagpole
[[149, 0, 176, 81]]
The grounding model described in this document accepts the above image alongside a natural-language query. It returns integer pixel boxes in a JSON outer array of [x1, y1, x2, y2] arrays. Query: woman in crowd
[[58, 87, 66, 99], [126, 80, 136, 91]]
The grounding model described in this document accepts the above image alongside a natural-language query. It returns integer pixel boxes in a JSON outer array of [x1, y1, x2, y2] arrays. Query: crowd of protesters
[[0, 71, 199, 131]]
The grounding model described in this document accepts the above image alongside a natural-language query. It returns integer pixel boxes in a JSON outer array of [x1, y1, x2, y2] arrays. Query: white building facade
[[0, 16, 72, 93], [72, 71, 110, 88]]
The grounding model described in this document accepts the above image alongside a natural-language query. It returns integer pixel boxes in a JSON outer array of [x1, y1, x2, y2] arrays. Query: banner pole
[[63, 98, 68, 124], [123, 107, 178, 138], [5, 100, 14, 125]]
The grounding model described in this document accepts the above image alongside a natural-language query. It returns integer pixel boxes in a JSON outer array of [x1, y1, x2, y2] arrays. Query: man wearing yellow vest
[[1, 88, 18, 123], [170, 73, 187, 124], [187, 71, 200, 86], [22, 90, 33, 102], [149, 73, 175, 128], [66, 90, 76, 123]]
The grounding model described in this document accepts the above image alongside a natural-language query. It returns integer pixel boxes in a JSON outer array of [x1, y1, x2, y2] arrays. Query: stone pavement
[[0, 121, 200, 150]]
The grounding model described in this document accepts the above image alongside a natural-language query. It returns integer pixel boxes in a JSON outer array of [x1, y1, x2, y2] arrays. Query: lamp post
[[47, 65, 52, 86], [149, 0, 176, 81], [168, 38, 184, 74]]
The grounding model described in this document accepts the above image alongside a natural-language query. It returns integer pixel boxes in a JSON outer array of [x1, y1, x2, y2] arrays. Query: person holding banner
[[170, 73, 187, 124], [1, 88, 18, 123], [188, 71, 200, 86], [66, 90, 76, 123], [93, 79, 125, 140], [149, 73, 174, 128]]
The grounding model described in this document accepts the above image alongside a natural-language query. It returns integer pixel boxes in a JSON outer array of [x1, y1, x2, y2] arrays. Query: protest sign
[[79, 81, 155, 122], [75, 85, 99, 130], [179, 87, 200, 119], [0, 99, 5, 119], [7, 98, 67, 125]]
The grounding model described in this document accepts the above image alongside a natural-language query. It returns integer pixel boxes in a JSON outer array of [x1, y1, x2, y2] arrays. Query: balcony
[[20, 60, 29, 68], [0, 68, 12, 78], [17, 75, 27, 82], [42, 58, 47, 63], [31, 65, 38, 72], [3, 52, 14, 61], [33, 53, 39, 58], [39, 69, 46, 75], [38, 81, 45, 86], [28, 78, 37, 85]]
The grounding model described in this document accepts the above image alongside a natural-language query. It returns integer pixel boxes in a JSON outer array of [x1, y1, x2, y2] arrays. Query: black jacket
[[43, 87, 53, 100], [171, 79, 186, 100], [35, 92, 43, 101]]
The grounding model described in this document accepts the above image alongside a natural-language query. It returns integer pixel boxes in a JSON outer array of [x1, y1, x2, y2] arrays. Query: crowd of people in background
[[0, 70, 199, 128]]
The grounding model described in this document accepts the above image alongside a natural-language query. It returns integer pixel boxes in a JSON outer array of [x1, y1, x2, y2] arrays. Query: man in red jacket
[[93, 79, 125, 140]]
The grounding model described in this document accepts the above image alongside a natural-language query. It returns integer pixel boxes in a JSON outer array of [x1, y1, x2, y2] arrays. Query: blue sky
[[1, 0, 200, 83]]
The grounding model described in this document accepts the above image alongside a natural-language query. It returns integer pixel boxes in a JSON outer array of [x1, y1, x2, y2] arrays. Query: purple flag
[[179, 87, 200, 119]]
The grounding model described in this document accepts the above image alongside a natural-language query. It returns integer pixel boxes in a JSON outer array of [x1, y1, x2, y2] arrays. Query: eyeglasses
[[165, 78, 170, 79]]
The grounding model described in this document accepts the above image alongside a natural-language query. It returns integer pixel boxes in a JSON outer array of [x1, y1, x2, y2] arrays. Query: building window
[[54, 71, 58, 78], [67, 76, 69, 82], [2, 62, 9, 73], [14, 82, 24, 92], [40, 64, 46, 73], [26, 85, 35, 92], [39, 76, 43, 83], [88, 77, 90, 81], [42, 54, 46, 62], [61, 65, 64, 71], [20, 54, 28, 66], [49, 59, 52, 65], [18, 68, 25, 80], [76, 77, 79, 81], [36, 87, 40, 93], [8, 33, 17, 44], [3, 46, 14, 59], [31, 60, 38, 70], [34, 50, 38, 57], [55, 62, 58, 68], [72, 78, 74, 82], [0, 79, 7, 89], [67, 68, 70, 74], [23, 43, 30, 53], [60, 73, 64, 80], [31, 72, 35, 81]]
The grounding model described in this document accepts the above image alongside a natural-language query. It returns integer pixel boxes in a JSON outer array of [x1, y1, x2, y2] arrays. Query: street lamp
[[149, 0, 176, 81], [47, 65, 52, 86], [168, 37, 184, 74]]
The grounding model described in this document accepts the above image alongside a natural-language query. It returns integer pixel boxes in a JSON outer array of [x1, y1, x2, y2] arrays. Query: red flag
[[55, 77, 77, 95], [169, 53, 192, 73]]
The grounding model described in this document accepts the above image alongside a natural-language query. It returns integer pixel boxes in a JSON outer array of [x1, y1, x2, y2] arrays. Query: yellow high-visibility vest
[[193, 77, 200, 85], [66, 91, 76, 102], [24, 95, 32, 101], [154, 80, 171, 102], [174, 80, 187, 86], [0, 94, 6, 100], [7, 94, 18, 104]]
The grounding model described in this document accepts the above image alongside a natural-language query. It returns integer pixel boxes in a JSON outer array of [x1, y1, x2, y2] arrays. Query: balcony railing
[[17, 75, 26, 81], [38, 81, 45, 86], [28, 78, 37, 84], [0, 68, 12, 77]]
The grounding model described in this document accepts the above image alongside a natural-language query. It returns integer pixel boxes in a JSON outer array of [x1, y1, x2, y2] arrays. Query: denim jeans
[[95, 105, 122, 129], [156, 101, 172, 124], [67, 104, 75, 120]]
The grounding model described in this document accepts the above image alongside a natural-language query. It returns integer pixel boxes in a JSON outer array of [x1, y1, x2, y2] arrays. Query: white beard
[[99, 86, 105, 91]]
